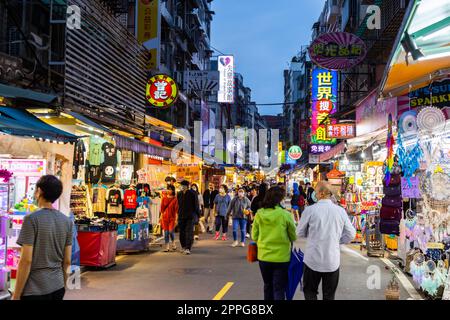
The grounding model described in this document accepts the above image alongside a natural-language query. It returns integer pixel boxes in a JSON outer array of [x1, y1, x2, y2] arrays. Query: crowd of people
[[11, 174, 356, 301]]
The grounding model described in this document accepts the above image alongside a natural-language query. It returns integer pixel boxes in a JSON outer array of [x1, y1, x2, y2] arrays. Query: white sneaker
[[240, 242, 245, 247], [246, 233, 250, 239], [232, 241, 239, 247], [183, 249, 191, 255]]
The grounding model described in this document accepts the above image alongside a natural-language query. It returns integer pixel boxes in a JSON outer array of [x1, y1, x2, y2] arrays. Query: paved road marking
[[380, 258, 422, 300], [213, 282, 234, 300]]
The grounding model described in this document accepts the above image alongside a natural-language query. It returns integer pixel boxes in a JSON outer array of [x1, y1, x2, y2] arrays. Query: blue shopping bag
[[286, 247, 304, 300], [70, 213, 80, 270]]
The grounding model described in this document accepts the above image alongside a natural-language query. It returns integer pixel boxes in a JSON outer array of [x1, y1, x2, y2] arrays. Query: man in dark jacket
[[177, 180, 199, 255], [203, 183, 218, 234]]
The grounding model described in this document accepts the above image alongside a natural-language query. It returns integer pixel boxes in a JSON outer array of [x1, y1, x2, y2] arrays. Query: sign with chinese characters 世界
[[146, 74, 178, 108], [310, 144, 332, 154], [326, 124, 355, 139], [311, 68, 338, 149], [309, 32, 367, 70], [218, 55, 234, 103]]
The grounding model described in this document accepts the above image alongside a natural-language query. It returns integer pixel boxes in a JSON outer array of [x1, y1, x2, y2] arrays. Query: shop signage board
[[327, 124, 355, 139], [218, 55, 234, 103], [401, 177, 421, 198], [339, 162, 362, 172], [319, 142, 346, 163], [310, 144, 332, 154], [287, 145, 302, 160], [309, 154, 321, 164], [409, 78, 450, 109], [311, 68, 338, 147], [0, 159, 46, 176], [136, 0, 161, 70], [356, 91, 398, 136], [146, 74, 178, 108], [183, 71, 219, 92], [309, 32, 367, 70]]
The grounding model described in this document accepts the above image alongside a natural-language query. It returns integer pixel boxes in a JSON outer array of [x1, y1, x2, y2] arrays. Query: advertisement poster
[[136, 0, 161, 70], [218, 55, 234, 103]]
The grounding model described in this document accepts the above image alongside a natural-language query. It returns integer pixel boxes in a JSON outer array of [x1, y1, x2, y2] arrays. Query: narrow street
[[66, 234, 419, 301]]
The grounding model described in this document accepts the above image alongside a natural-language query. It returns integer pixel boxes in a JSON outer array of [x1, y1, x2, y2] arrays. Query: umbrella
[[286, 247, 304, 300]]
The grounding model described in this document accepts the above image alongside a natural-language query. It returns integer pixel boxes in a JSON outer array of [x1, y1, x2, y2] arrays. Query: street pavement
[[65, 232, 419, 300]]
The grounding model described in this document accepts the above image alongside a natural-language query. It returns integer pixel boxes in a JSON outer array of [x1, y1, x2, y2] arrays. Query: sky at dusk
[[211, 0, 325, 115]]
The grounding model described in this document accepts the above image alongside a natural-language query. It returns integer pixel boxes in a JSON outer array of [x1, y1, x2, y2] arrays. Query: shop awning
[[112, 133, 172, 159], [65, 111, 113, 133], [0, 107, 78, 143], [380, 0, 450, 98], [0, 84, 57, 104]]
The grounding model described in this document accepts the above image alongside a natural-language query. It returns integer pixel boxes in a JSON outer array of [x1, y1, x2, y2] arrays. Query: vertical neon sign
[[311, 68, 338, 146]]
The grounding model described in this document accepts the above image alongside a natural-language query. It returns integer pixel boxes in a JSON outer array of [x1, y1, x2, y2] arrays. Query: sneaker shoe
[[222, 234, 228, 241], [214, 232, 220, 240], [183, 249, 191, 255], [245, 233, 250, 239], [240, 242, 245, 247], [194, 235, 199, 241], [171, 243, 177, 251], [232, 241, 239, 247], [163, 244, 170, 252]]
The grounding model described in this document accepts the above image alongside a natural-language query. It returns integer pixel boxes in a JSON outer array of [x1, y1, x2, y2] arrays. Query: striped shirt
[[17, 208, 73, 296]]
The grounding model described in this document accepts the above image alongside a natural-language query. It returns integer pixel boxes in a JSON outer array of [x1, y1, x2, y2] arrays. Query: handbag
[[384, 174, 401, 187], [247, 242, 258, 263], [380, 206, 402, 221], [383, 184, 402, 197], [382, 196, 403, 208], [379, 220, 400, 235]]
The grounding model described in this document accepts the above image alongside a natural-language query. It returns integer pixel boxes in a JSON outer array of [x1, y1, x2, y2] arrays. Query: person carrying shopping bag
[[227, 188, 252, 247], [160, 185, 178, 252], [252, 186, 297, 300]]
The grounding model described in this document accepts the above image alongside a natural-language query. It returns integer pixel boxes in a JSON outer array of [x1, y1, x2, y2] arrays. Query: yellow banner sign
[[137, 0, 160, 70]]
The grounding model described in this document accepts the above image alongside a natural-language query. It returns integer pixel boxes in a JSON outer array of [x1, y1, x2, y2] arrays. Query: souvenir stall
[[341, 160, 384, 244], [396, 109, 450, 299]]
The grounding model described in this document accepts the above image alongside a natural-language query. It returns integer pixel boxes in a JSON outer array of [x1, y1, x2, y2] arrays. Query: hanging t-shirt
[[73, 140, 86, 179], [137, 196, 151, 209], [136, 207, 149, 220], [86, 164, 102, 184], [136, 183, 151, 197], [101, 142, 118, 183], [150, 196, 161, 225], [89, 136, 105, 166], [124, 189, 137, 211], [136, 169, 147, 184], [91, 186, 107, 213], [101, 164, 116, 183], [107, 188, 123, 215]]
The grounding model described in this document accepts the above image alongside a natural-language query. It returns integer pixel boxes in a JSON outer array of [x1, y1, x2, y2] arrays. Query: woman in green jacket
[[252, 186, 297, 300]]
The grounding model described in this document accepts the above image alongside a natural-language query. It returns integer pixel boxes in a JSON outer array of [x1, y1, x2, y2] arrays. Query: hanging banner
[[136, 0, 161, 70], [311, 68, 338, 148], [356, 91, 397, 136], [218, 55, 234, 103], [309, 32, 367, 70]]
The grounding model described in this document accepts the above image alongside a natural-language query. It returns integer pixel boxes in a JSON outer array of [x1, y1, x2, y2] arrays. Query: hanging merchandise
[[397, 133, 423, 187], [398, 110, 418, 137], [384, 114, 395, 186], [106, 185, 123, 215], [100, 142, 118, 183], [123, 186, 138, 214], [416, 107, 446, 132]]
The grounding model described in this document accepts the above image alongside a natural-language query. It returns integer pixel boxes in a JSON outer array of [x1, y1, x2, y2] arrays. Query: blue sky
[[211, 0, 325, 115]]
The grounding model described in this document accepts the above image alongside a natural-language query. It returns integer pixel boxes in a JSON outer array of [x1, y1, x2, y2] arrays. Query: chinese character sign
[[326, 124, 355, 139], [309, 32, 367, 70], [218, 55, 234, 103], [146, 74, 178, 108], [137, 0, 161, 70], [311, 68, 338, 147]]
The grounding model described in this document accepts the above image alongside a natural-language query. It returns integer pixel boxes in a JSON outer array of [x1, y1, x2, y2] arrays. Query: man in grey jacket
[[227, 188, 251, 247], [297, 181, 356, 300]]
